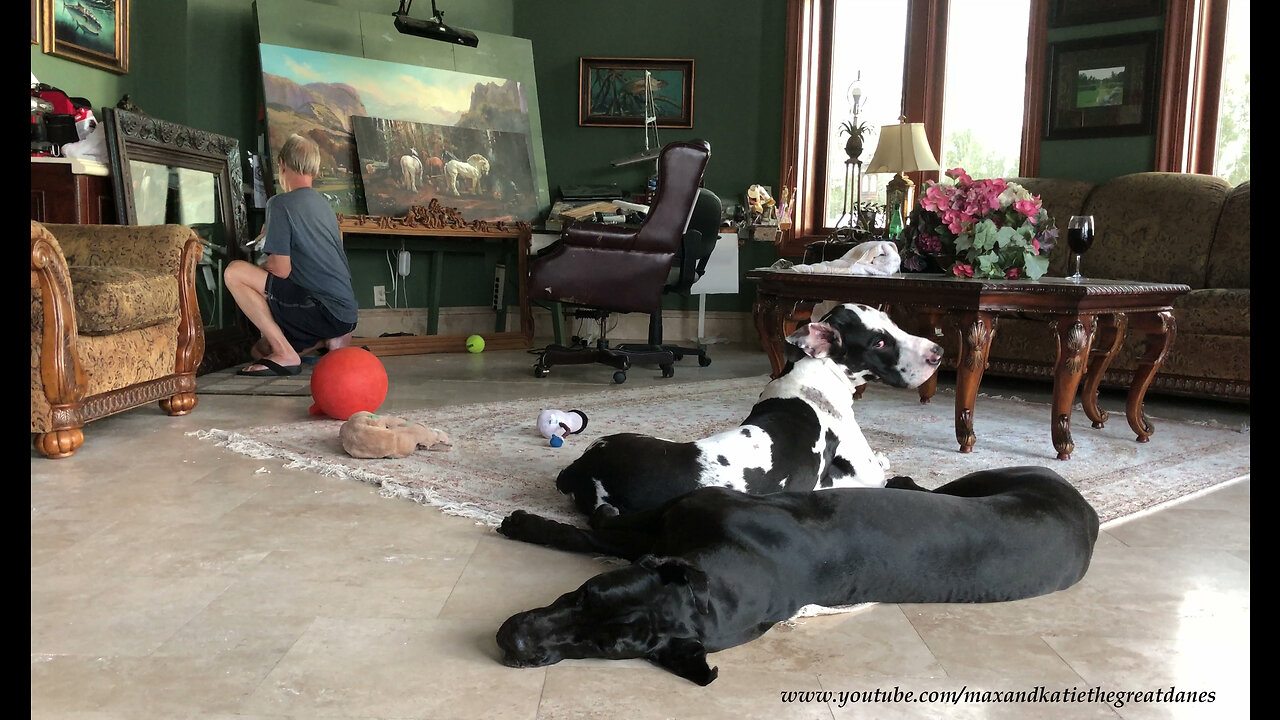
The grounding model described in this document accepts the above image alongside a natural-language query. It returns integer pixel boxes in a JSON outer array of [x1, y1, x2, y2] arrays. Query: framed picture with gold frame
[[41, 0, 129, 75], [31, 0, 39, 45]]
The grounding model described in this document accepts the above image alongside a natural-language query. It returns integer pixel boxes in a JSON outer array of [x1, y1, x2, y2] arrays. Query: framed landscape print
[[579, 57, 694, 128], [1050, 0, 1164, 28], [1044, 32, 1160, 140], [41, 0, 129, 74]]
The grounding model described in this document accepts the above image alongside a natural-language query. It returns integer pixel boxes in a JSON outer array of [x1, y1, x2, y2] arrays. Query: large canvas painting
[[352, 116, 538, 222], [258, 43, 540, 221]]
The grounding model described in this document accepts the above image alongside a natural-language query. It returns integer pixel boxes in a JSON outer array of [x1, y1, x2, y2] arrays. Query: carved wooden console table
[[338, 201, 534, 356], [745, 270, 1190, 460]]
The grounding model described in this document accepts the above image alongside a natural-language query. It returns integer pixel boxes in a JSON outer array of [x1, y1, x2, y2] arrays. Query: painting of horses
[[258, 43, 545, 219], [352, 115, 538, 222]]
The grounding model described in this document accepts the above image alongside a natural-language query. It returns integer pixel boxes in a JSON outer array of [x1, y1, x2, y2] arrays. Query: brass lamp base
[[885, 171, 916, 230]]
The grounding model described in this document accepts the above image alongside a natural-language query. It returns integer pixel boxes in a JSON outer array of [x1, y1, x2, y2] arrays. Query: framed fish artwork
[[42, 0, 129, 74]]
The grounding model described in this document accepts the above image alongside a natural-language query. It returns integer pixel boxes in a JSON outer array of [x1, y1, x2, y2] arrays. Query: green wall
[[1037, 17, 1165, 182], [512, 0, 787, 312]]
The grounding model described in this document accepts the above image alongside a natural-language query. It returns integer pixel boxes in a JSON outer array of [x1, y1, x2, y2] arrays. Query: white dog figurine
[[790, 240, 901, 275]]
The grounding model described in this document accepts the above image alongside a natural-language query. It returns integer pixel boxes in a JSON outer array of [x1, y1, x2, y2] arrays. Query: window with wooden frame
[[778, 0, 1049, 257], [781, 0, 1245, 257], [1157, 0, 1248, 184]]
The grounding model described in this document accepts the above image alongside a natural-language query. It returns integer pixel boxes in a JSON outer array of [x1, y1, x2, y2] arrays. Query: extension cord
[[397, 250, 411, 276]]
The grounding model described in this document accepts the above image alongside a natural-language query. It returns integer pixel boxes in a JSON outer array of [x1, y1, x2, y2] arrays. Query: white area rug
[[195, 376, 1249, 529]]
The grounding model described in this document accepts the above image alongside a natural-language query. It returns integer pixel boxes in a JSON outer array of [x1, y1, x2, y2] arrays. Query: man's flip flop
[[237, 358, 303, 377]]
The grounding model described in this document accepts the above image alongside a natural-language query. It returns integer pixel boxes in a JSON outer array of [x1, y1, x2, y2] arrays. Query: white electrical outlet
[[373, 285, 387, 306]]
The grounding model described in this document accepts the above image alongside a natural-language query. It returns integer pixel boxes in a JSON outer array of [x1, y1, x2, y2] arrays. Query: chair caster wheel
[[533, 364, 549, 378], [660, 364, 675, 378], [698, 355, 712, 367], [613, 371, 627, 384]]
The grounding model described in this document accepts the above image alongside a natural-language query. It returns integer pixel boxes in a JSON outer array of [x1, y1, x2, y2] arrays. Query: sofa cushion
[[1081, 173, 1232, 288], [1207, 181, 1250, 289], [68, 265, 179, 335], [1175, 288, 1249, 336]]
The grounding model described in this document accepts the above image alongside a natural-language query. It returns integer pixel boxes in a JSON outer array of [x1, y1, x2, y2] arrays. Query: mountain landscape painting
[[258, 43, 537, 216]]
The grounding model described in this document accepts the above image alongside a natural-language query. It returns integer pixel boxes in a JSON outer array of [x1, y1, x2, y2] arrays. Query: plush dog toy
[[340, 411, 452, 459], [789, 240, 901, 276], [537, 409, 589, 448]]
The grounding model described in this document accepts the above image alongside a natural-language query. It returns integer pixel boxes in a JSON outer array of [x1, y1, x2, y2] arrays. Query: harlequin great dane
[[496, 466, 1100, 685], [554, 302, 944, 517]]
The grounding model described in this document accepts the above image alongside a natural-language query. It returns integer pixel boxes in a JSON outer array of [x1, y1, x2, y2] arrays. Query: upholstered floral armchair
[[31, 221, 205, 458]]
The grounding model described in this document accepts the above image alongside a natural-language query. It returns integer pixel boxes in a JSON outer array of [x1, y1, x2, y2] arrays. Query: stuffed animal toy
[[789, 240, 901, 276], [537, 409, 589, 448], [340, 411, 452, 459]]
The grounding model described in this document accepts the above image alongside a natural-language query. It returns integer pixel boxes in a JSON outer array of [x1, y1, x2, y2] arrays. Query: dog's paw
[[874, 452, 891, 472], [589, 503, 620, 529], [886, 476, 927, 492], [497, 510, 537, 539]]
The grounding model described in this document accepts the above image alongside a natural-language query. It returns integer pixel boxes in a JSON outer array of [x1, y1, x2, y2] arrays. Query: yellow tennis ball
[[466, 334, 485, 353]]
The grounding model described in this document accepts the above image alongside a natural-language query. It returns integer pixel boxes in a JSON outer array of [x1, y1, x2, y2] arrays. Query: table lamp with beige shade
[[865, 120, 940, 239]]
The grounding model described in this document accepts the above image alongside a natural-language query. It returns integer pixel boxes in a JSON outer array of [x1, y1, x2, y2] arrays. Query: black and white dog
[[555, 303, 944, 517], [496, 466, 1100, 685]]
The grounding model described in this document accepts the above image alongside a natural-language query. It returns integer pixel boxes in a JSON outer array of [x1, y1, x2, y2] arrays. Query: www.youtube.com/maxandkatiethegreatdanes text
[[779, 685, 1216, 710]]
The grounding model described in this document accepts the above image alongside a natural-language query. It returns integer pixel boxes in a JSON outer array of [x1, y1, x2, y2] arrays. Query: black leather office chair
[[527, 139, 711, 383], [618, 187, 723, 368]]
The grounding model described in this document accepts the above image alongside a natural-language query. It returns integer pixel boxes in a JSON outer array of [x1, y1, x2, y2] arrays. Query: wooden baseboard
[[353, 330, 532, 357]]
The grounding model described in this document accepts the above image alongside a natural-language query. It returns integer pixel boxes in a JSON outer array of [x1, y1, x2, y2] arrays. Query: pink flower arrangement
[[901, 168, 1057, 280]]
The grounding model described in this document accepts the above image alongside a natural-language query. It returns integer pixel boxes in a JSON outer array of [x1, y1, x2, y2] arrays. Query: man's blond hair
[[277, 133, 321, 178]]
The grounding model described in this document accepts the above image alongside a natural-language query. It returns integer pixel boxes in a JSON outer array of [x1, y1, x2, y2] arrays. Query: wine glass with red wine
[[1066, 215, 1095, 282]]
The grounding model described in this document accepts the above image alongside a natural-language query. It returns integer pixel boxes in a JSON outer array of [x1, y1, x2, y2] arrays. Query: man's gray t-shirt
[[262, 187, 358, 324]]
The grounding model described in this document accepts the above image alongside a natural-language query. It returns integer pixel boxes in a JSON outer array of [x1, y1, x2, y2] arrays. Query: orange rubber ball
[[309, 347, 388, 420]]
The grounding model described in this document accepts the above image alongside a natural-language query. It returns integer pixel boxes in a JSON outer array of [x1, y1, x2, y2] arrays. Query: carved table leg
[[1126, 310, 1177, 443], [915, 309, 946, 404], [1081, 313, 1128, 428], [1049, 314, 1097, 460], [752, 292, 817, 379], [952, 311, 997, 453]]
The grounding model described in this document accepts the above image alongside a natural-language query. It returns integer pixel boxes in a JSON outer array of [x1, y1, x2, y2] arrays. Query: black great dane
[[496, 466, 1100, 685], [554, 302, 944, 517]]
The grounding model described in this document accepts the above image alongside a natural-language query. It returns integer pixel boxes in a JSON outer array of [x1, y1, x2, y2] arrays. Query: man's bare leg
[[224, 260, 302, 371], [250, 337, 272, 360], [326, 332, 352, 351]]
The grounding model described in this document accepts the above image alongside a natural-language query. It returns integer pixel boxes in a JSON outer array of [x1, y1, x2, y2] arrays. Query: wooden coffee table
[[745, 270, 1190, 460]]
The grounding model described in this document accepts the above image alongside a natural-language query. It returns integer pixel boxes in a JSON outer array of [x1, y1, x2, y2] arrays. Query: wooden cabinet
[[30, 157, 117, 225]]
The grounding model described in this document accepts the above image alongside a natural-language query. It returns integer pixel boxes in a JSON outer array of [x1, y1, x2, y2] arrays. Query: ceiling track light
[[393, 0, 478, 48]]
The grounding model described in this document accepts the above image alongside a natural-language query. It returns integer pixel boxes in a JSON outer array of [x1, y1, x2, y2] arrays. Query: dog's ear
[[649, 637, 719, 686], [638, 555, 711, 615], [785, 321, 842, 359]]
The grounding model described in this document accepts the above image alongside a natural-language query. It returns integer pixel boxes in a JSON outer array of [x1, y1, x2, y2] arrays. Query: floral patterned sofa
[[967, 173, 1250, 402], [31, 221, 205, 458], [805, 173, 1249, 401]]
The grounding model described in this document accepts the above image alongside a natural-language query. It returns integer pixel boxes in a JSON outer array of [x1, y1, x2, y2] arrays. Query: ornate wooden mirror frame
[[102, 106, 255, 374]]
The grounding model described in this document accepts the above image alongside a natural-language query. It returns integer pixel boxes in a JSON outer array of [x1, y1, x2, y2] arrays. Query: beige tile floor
[[31, 344, 1250, 719]]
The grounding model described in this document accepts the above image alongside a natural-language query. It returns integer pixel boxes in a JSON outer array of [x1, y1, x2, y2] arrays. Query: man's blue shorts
[[264, 274, 357, 352]]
